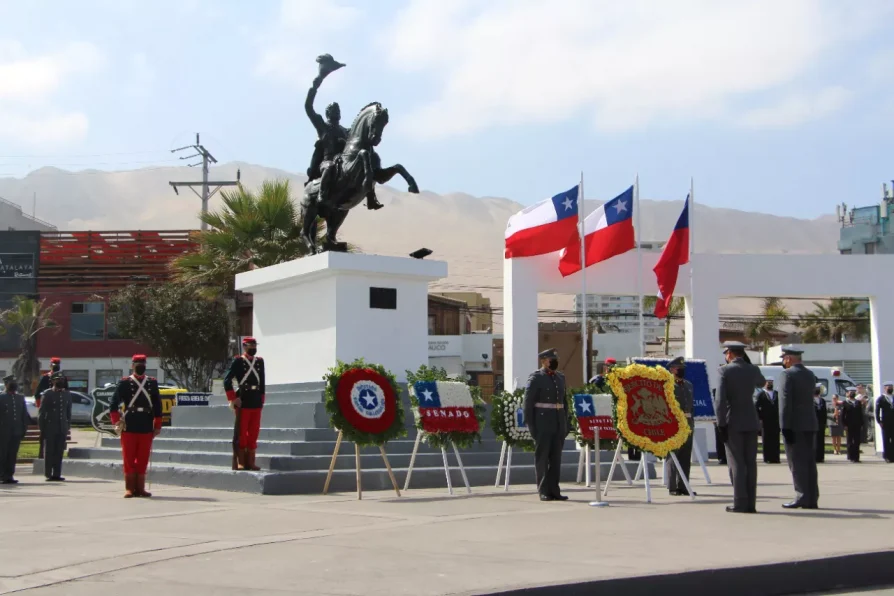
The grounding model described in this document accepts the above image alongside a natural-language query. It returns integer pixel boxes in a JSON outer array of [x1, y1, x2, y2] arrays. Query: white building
[[574, 294, 663, 341], [0, 357, 168, 394], [427, 333, 494, 377], [0, 196, 56, 231]]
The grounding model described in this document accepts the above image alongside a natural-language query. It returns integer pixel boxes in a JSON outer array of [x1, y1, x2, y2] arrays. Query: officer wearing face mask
[[39, 372, 72, 481], [523, 348, 568, 501], [0, 375, 31, 484]]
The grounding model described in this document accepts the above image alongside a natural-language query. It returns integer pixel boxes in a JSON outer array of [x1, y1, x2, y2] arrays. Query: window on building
[[106, 305, 131, 340], [96, 369, 123, 388], [865, 242, 876, 254], [71, 302, 105, 341], [65, 370, 90, 393], [428, 314, 437, 335]]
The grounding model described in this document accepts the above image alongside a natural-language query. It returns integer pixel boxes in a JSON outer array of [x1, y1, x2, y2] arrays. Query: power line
[[168, 133, 241, 232]]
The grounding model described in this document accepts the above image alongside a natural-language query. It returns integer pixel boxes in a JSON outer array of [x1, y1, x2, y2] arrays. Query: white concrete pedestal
[[235, 252, 447, 384]]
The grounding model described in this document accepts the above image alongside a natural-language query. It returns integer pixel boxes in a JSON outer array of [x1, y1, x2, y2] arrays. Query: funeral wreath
[[406, 365, 487, 450], [324, 359, 406, 447], [490, 388, 534, 451], [607, 363, 690, 458]]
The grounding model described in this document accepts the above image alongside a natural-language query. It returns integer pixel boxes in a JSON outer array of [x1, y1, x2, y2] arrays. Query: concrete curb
[[488, 550, 894, 596]]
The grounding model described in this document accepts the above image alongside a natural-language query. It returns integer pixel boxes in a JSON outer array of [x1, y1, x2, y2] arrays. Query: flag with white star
[[413, 380, 480, 433], [572, 393, 617, 440]]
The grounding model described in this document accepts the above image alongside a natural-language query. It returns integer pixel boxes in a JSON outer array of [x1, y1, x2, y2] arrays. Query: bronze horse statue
[[300, 100, 419, 253]]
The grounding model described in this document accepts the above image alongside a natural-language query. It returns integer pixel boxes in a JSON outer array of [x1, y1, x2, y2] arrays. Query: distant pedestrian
[[755, 379, 781, 464], [875, 382, 894, 463], [813, 385, 827, 464], [842, 388, 863, 463], [855, 384, 872, 444], [714, 341, 765, 514], [829, 395, 844, 455]]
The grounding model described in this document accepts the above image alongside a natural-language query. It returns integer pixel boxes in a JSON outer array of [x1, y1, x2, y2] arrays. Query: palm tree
[[745, 297, 789, 360], [796, 298, 869, 343], [0, 297, 60, 393], [173, 179, 353, 296], [642, 296, 686, 355]]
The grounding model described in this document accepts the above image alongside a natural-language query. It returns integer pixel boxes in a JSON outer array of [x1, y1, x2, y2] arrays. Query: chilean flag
[[558, 186, 635, 277], [573, 394, 618, 441], [653, 196, 690, 319], [504, 186, 579, 258]]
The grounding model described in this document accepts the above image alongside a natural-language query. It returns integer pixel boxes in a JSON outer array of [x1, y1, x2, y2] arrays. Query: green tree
[[109, 285, 231, 391], [745, 297, 789, 359], [642, 296, 686, 355], [173, 179, 347, 297], [796, 298, 869, 343], [0, 296, 60, 394]]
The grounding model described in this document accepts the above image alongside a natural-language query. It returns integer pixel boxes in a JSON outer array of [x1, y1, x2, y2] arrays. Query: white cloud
[[380, 0, 888, 137], [255, 0, 361, 87], [0, 40, 103, 144], [739, 87, 853, 129]]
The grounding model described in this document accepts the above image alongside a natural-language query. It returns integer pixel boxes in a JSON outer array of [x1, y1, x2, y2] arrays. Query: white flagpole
[[635, 174, 644, 356], [579, 172, 588, 385]]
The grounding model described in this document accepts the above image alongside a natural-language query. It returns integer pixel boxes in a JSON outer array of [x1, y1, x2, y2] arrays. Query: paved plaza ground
[[1, 448, 892, 596]]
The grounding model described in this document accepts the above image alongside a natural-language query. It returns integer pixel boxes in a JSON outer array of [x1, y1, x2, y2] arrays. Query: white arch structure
[[504, 252, 894, 454]]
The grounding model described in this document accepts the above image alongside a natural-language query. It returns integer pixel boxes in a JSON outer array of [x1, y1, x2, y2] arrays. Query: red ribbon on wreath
[[336, 367, 398, 435]]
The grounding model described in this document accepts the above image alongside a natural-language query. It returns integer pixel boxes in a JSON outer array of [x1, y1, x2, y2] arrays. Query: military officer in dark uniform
[[0, 375, 30, 484], [34, 357, 66, 459], [715, 341, 765, 513], [875, 382, 894, 463], [666, 357, 696, 496], [34, 357, 67, 408], [110, 355, 163, 498], [813, 384, 828, 463], [755, 379, 781, 463], [841, 387, 864, 462], [38, 372, 72, 481], [523, 348, 568, 501], [224, 337, 266, 471], [778, 347, 819, 509]]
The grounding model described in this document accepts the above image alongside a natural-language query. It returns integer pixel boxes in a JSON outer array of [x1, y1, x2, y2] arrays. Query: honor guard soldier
[[110, 355, 163, 498], [34, 357, 67, 408], [0, 375, 30, 484], [841, 387, 863, 462], [715, 341, 765, 513], [523, 348, 568, 501], [813, 384, 828, 463], [666, 357, 696, 496], [224, 337, 266, 471], [38, 372, 72, 481], [778, 347, 819, 509], [875, 382, 894, 463]]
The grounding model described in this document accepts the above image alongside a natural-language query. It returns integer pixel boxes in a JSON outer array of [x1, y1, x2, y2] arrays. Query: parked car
[[25, 391, 94, 426]]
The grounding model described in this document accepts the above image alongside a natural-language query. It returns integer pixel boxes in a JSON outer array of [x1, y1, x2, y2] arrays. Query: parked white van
[[757, 366, 857, 412]]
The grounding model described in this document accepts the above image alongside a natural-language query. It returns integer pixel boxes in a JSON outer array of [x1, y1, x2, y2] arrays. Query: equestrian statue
[[301, 54, 419, 253]]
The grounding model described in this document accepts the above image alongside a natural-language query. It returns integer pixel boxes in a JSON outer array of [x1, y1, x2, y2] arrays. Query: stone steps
[[70, 445, 598, 472], [158, 427, 339, 442], [35, 457, 640, 495]]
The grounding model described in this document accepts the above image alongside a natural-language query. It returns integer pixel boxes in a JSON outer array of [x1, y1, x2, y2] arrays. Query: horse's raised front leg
[[358, 149, 383, 211], [375, 164, 419, 194]]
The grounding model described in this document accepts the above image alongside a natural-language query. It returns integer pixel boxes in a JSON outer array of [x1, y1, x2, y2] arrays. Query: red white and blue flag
[[414, 381, 480, 433], [558, 186, 635, 277], [653, 196, 690, 319], [572, 394, 617, 441], [504, 186, 579, 258]]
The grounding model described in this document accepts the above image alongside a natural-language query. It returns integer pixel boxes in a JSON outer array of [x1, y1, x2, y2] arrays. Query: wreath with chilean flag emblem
[[324, 359, 407, 447]]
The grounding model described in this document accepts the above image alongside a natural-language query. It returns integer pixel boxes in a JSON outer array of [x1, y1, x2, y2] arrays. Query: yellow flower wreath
[[607, 363, 691, 458]]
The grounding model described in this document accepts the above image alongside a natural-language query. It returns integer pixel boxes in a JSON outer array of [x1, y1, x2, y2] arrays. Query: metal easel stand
[[494, 441, 516, 492], [692, 437, 712, 484], [404, 432, 470, 495], [588, 429, 608, 507], [575, 443, 595, 487], [601, 440, 635, 499]]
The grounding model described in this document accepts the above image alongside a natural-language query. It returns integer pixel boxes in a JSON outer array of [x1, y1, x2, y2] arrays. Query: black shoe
[[51, 477, 65, 482], [726, 506, 748, 513], [782, 501, 804, 509], [552, 494, 569, 501], [2, 479, 18, 485], [45, 477, 53, 482], [539, 494, 555, 501], [803, 504, 818, 510], [669, 490, 681, 496]]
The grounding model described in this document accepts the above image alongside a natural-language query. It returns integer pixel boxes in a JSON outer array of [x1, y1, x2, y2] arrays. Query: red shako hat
[[132, 354, 147, 363], [242, 337, 257, 345], [50, 357, 61, 364]]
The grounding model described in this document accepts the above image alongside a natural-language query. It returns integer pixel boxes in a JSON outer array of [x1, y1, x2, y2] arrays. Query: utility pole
[[169, 133, 241, 231]]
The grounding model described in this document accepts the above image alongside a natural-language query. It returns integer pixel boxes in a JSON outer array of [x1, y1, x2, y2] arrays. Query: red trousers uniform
[[120, 432, 154, 474], [238, 408, 263, 449]]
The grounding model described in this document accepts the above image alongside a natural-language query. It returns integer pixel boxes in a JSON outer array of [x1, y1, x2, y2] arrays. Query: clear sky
[[1, 0, 893, 218]]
